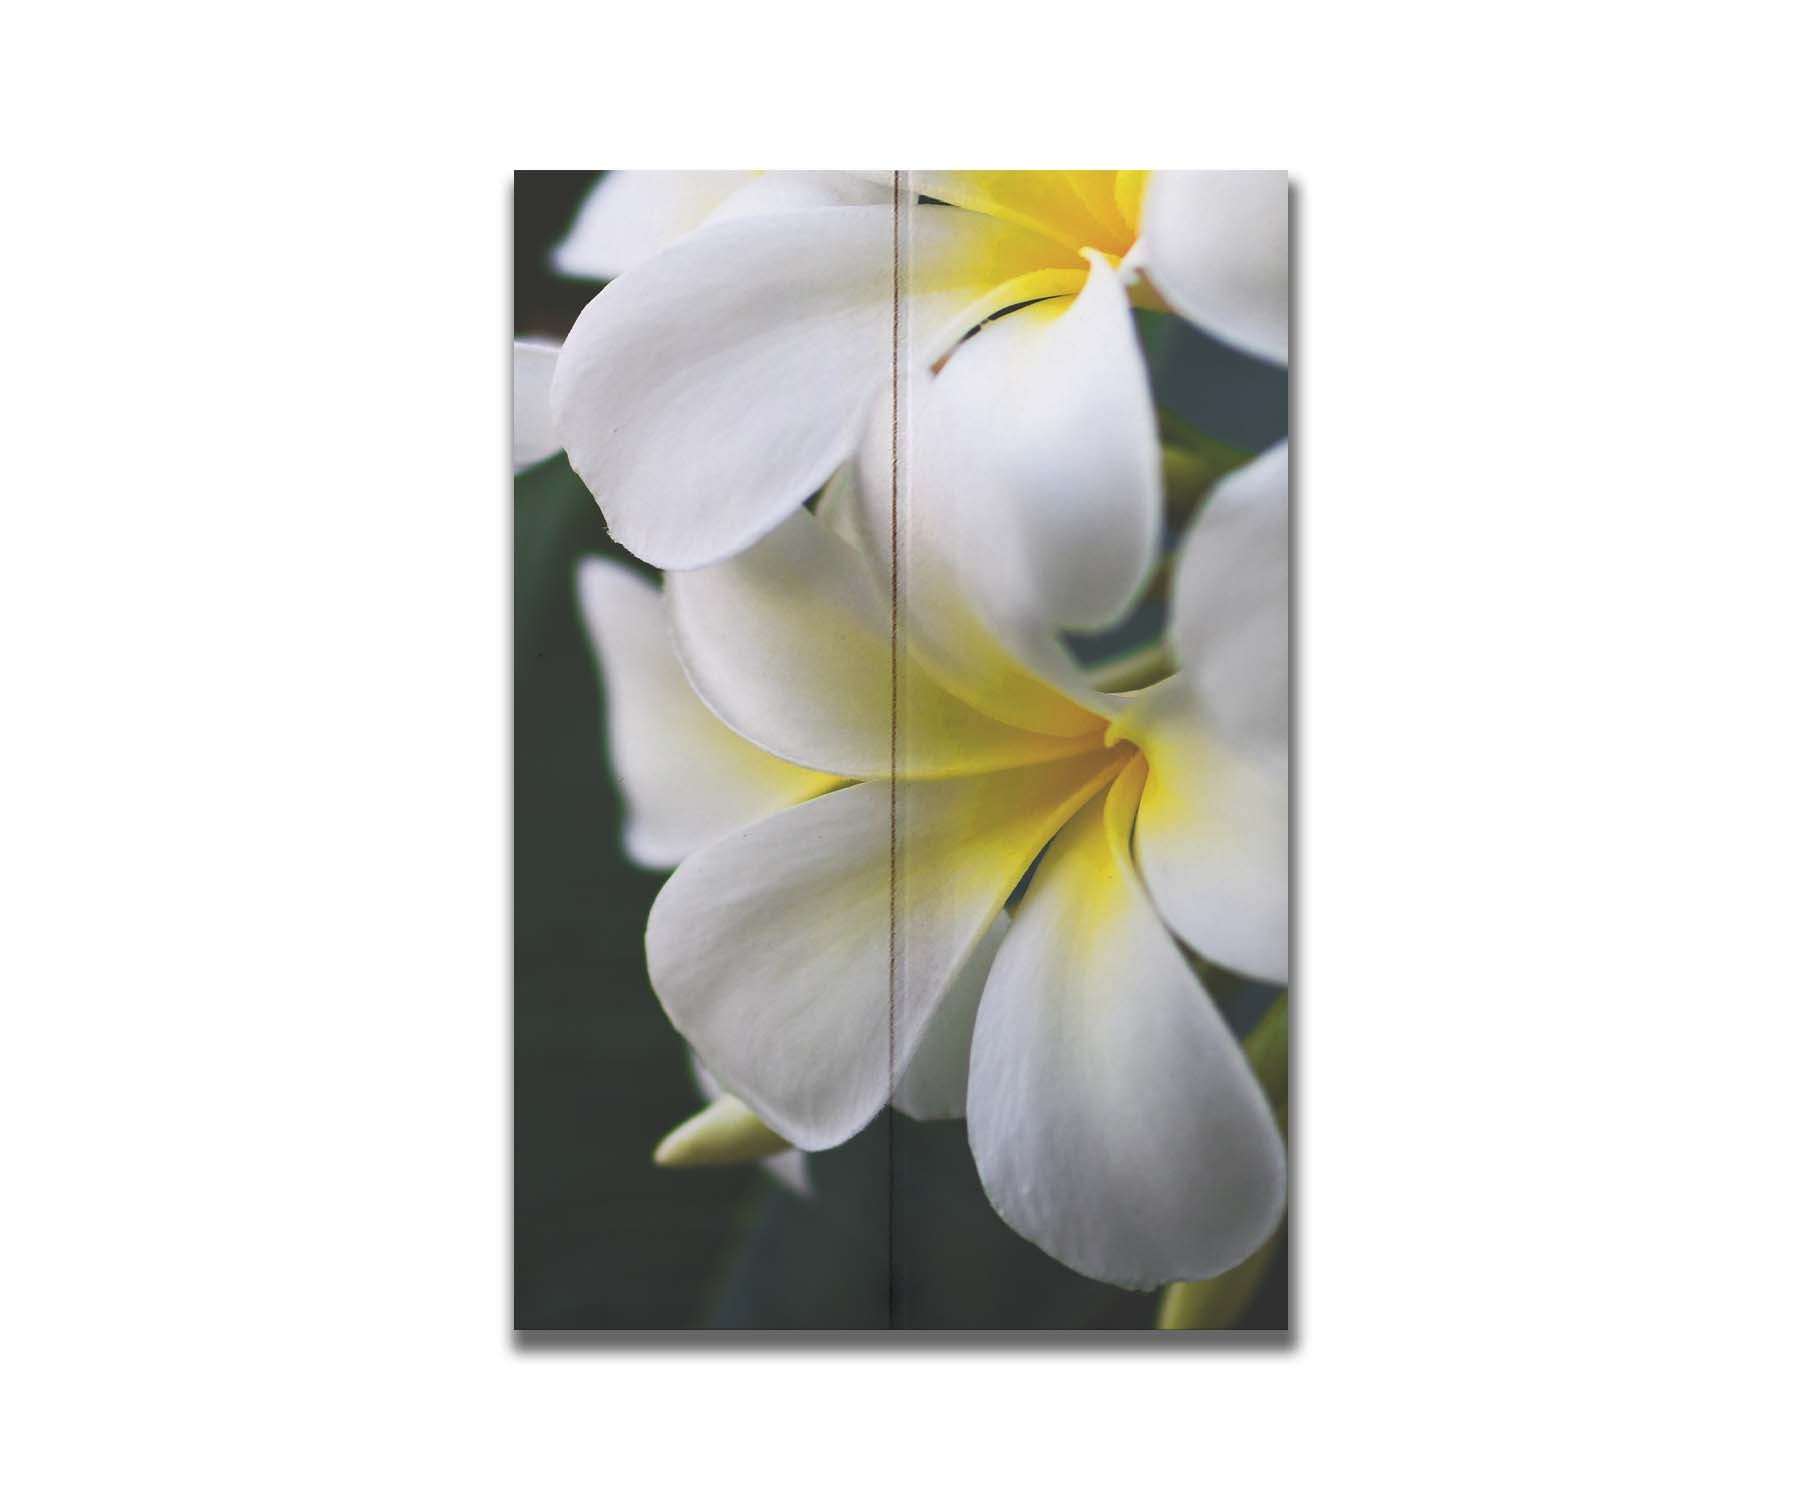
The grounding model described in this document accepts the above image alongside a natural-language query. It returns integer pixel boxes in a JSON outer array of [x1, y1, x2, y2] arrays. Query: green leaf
[[1158, 411, 1255, 533], [1243, 990, 1290, 1120]]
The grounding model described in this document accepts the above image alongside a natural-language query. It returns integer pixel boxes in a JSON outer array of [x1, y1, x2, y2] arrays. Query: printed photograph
[[514, 171, 1290, 1331]]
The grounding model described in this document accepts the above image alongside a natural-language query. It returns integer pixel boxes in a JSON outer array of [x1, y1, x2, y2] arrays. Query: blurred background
[[514, 171, 1290, 1331]]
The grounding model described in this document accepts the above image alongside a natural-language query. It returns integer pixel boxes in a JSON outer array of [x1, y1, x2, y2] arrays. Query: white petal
[[552, 170, 753, 281], [892, 911, 1009, 1121], [967, 757, 1287, 1288], [691, 1058, 810, 1196], [554, 173, 891, 284], [551, 204, 1080, 570], [1118, 685, 1288, 983], [702, 170, 891, 223], [758, 1148, 813, 1198], [1109, 442, 1289, 980], [1138, 170, 1288, 364], [666, 508, 1105, 779], [575, 558, 837, 868], [646, 750, 1128, 1150], [512, 339, 561, 471], [1169, 442, 1289, 760], [928, 254, 1161, 632]]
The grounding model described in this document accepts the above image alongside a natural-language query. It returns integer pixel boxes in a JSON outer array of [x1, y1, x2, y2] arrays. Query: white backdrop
[[4, 4, 1797, 1495]]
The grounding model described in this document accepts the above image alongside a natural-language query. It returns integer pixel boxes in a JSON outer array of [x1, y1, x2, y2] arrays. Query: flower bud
[[652, 1095, 791, 1168]]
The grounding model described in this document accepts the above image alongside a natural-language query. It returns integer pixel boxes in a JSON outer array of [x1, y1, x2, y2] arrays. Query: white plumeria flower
[[580, 418, 1290, 1289], [549, 170, 1288, 617]]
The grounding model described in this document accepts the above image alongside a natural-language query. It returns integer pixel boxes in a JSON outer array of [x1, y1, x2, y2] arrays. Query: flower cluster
[[521, 170, 1289, 1293]]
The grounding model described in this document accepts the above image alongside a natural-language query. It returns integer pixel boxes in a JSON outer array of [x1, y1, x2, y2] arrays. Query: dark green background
[[514, 172, 1290, 1331]]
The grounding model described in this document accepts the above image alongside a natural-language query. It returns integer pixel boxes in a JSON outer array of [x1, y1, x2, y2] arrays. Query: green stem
[[1155, 993, 1288, 1330]]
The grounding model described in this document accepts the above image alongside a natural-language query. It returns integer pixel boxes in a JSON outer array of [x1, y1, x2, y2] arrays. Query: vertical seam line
[[886, 168, 902, 1334]]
